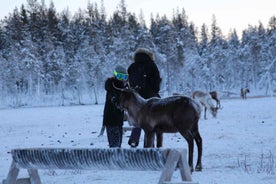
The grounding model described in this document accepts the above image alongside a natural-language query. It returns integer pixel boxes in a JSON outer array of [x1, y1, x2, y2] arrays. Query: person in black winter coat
[[103, 65, 128, 147], [127, 48, 161, 147]]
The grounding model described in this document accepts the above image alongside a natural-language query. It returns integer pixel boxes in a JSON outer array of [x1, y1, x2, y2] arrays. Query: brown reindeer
[[241, 88, 250, 99], [114, 85, 202, 172], [192, 91, 219, 120]]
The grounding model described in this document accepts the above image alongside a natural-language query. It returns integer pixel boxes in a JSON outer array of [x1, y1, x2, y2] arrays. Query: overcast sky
[[1, 0, 275, 37]]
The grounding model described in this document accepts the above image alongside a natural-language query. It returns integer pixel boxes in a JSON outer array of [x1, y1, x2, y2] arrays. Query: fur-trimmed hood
[[133, 48, 155, 62]]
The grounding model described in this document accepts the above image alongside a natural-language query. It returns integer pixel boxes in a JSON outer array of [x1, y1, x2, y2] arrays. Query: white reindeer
[[192, 91, 219, 120]]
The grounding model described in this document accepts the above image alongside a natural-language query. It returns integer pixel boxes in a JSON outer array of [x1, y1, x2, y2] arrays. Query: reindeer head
[[210, 107, 219, 118], [112, 83, 141, 110]]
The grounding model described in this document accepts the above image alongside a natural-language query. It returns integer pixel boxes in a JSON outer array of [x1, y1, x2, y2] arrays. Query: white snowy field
[[0, 97, 276, 184]]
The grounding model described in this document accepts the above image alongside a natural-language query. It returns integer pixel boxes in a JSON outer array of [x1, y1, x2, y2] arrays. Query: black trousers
[[106, 125, 123, 148]]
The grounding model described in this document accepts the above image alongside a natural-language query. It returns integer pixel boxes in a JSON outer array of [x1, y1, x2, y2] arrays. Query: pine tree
[[198, 24, 209, 56]]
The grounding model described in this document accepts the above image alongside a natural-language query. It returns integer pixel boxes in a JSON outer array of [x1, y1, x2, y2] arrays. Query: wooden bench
[[2, 148, 198, 184]]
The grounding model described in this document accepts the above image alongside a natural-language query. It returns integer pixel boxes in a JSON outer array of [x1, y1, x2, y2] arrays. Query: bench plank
[[12, 148, 166, 171]]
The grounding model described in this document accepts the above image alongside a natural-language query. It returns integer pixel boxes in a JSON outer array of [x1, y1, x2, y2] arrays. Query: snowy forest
[[0, 0, 276, 107]]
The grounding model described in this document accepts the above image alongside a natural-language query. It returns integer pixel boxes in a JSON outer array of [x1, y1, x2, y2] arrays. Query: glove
[[111, 96, 117, 103]]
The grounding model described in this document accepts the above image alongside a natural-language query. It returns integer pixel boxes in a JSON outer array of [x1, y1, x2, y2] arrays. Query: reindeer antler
[[112, 82, 124, 91], [112, 82, 132, 92]]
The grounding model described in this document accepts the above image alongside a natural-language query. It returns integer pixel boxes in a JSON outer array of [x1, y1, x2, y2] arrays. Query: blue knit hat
[[114, 65, 128, 81]]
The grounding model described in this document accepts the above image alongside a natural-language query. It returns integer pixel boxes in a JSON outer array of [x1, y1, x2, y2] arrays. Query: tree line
[[0, 0, 275, 107]]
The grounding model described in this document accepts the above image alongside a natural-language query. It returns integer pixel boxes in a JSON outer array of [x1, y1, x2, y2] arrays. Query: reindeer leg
[[156, 132, 163, 148], [144, 132, 155, 147], [192, 123, 202, 171], [204, 106, 207, 120], [179, 131, 194, 172], [145, 132, 156, 147]]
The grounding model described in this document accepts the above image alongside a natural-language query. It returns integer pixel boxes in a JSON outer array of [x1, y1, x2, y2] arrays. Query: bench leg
[[178, 149, 192, 181], [2, 161, 41, 184], [3, 160, 20, 184], [158, 150, 180, 184], [28, 169, 41, 184]]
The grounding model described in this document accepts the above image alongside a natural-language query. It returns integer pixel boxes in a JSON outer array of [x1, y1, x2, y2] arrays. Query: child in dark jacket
[[103, 65, 128, 147]]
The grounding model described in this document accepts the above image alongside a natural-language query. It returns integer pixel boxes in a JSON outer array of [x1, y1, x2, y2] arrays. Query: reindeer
[[241, 88, 250, 99], [192, 91, 219, 120], [209, 91, 221, 109], [174, 91, 221, 109], [114, 85, 202, 172]]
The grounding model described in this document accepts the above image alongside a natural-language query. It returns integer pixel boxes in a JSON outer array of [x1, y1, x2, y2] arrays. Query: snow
[[1, 97, 276, 184]]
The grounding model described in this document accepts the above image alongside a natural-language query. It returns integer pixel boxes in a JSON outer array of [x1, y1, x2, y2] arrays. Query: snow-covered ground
[[1, 97, 275, 184]]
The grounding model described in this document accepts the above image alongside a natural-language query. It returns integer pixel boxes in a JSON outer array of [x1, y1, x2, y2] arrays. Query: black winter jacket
[[103, 77, 125, 127], [128, 55, 161, 99]]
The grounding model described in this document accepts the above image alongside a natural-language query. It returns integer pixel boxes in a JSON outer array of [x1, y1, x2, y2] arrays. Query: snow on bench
[[2, 148, 198, 184]]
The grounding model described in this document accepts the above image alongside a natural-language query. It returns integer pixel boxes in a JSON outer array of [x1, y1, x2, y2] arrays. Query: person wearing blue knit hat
[[102, 65, 128, 147]]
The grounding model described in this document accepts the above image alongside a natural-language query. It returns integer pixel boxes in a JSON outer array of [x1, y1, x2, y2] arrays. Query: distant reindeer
[[209, 91, 221, 108], [192, 91, 219, 120], [240, 88, 250, 99], [174, 91, 221, 109], [113, 85, 203, 172]]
